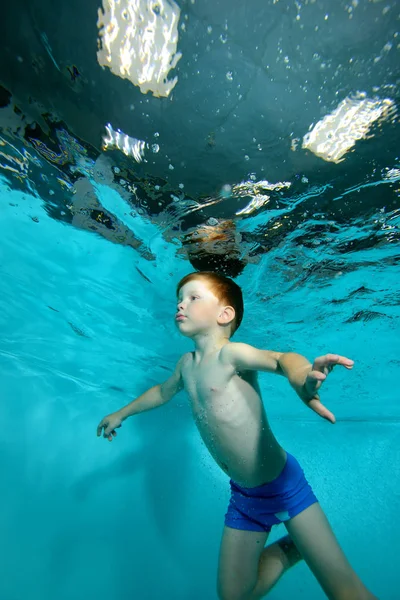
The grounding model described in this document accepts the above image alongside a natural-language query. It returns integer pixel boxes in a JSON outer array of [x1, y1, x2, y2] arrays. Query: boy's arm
[[219, 343, 308, 379], [118, 353, 187, 421], [219, 343, 354, 423], [97, 354, 188, 440]]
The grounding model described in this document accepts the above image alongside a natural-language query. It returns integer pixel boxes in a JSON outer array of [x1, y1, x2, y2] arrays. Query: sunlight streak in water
[[302, 92, 396, 163], [102, 123, 160, 162], [233, 179, 292, 215], [97, 0, 182, 97]]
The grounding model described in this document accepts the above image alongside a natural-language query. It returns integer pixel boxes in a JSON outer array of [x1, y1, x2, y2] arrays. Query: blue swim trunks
[[225, 452, 318, 533]]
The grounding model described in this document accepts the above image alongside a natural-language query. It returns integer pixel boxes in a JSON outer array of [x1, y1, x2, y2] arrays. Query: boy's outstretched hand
[[97, 412, 123, 441], [297, 353, 354, 424]]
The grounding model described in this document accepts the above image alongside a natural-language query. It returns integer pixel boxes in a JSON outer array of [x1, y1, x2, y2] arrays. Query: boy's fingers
[[104, 422, 114, 436], [304, 371, 325, 395], [308, 399, 336, 423], [313, 355, 340, 369], [309, 370, 326, 382], [103, 429, 117, 439], [314, 354, 354, 371]]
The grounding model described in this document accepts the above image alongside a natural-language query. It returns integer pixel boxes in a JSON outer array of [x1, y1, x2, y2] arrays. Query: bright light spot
[[302, 93, 396, 163], [384, 168, 400, 181], [102, 123, 147, 162], [97, 0, 182, 97], [235, 195, 270, 215], [233, 179, 291, 216]]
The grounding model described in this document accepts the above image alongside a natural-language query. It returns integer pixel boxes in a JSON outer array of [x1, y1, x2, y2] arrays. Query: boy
[[97, 271, 377, 600]]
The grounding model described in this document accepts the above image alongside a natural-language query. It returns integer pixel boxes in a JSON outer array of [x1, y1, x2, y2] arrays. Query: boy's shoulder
[[178, 351, 193, 367], [219, 342, 248, 362]]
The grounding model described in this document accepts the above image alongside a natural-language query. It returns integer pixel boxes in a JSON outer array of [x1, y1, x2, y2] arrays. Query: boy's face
[[175, 279, 225, 337]]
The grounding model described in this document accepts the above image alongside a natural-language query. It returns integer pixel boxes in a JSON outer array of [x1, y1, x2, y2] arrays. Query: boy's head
[[175, 271, 244, 339]]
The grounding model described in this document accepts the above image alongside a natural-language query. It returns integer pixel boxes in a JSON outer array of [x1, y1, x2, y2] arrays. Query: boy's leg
[[284, 502, 378, 600], [217, 526, 301, 600], [251, 534, 303, 598], [217, 526, 268, 600]]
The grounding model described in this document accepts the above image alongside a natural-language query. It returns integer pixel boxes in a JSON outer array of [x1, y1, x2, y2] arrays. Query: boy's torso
[[180, 348, 286, 487]]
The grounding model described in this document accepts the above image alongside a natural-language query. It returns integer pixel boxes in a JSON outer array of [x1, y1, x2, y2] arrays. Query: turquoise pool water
[[1, 162, 399, 599]]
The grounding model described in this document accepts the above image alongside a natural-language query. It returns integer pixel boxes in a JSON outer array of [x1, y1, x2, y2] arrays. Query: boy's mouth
[[175, 314, 186, 321]]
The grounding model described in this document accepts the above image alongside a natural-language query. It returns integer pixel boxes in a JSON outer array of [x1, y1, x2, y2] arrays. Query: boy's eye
[[191, 295, 198, 300]]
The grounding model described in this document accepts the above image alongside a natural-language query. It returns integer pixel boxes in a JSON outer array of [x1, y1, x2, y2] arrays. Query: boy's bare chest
[[180, 352, 259, 411], [181, 355, 229, 400]]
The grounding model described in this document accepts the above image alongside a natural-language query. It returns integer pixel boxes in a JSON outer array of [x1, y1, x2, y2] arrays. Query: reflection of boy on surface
[[97, 272, 377, 600], [179, 219, 251, 278]]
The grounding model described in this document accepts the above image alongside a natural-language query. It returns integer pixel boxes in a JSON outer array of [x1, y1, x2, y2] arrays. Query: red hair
[[176, 271, 244, 335]]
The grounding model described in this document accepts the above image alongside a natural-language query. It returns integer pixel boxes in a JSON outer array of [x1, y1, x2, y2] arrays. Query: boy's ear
[[218, 305, 235, 326]]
